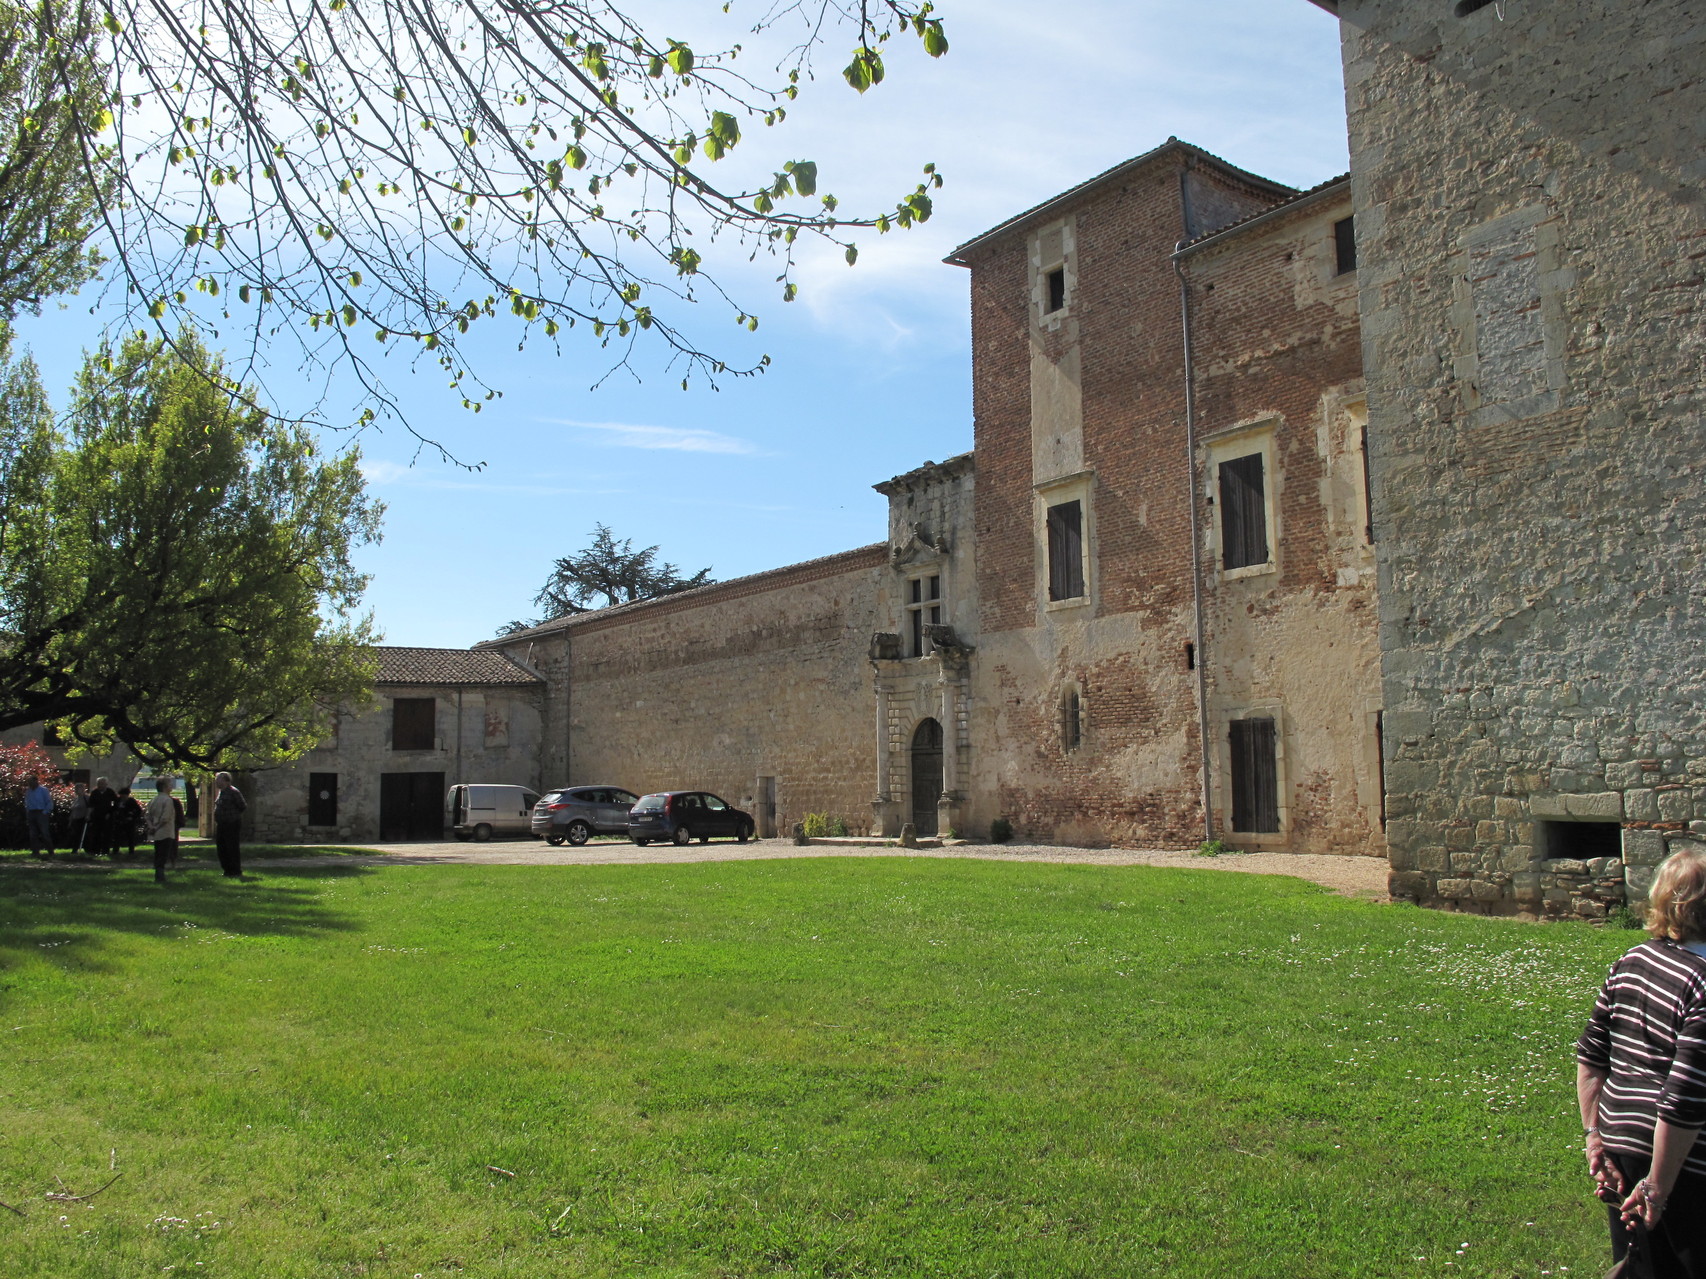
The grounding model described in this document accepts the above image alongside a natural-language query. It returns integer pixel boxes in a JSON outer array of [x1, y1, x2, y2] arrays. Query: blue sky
[[13, 1, 1348, 648]]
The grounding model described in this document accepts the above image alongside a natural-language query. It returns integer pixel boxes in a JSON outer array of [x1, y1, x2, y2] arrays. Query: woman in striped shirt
[[1578, 845, 1706, 1277]]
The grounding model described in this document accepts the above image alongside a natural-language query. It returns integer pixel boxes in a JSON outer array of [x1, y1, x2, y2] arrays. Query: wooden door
[[910, 719, 943, 836]]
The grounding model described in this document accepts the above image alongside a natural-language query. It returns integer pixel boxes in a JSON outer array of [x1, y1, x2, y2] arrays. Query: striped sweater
[[1577, 938, 1706, 1175]]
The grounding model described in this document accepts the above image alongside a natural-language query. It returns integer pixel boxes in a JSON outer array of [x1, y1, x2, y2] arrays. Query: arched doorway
[[910, 718, 943, 836]]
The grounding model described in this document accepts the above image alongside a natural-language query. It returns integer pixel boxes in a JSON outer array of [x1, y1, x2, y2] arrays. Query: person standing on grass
[[212, 772, 246, 878], [87, 776, 116, 856], [115, 787, 143, 857], [67, 780, 88, 852], [144, 778, 179, 884], [1578, 846, 1706, 1278], [22, 773, 53, 857]]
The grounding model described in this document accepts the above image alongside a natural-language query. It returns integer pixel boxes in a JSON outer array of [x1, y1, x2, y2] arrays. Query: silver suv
[[531, 787, 640, 846]]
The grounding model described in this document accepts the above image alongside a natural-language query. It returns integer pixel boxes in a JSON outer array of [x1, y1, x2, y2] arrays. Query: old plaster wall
[[963, 146, 1288, 846], [1336, 0, 1706, 913], [1183, 192, 1383, 855], [500, 548, 885, 833], [251, 684, 544, 843]]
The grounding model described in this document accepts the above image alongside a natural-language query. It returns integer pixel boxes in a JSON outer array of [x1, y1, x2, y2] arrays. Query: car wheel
[[698, 832, 710, 844], [672, 825, 692, 846], [566, 821, 591, 847], [473, 823, 493, 843], [632, 837, 649, 846], [545, 834, 565, 847], [737, 822, 752, 844]]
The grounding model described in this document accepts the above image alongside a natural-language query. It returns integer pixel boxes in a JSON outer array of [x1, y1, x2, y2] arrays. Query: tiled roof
[[476, 543, 888, 645], [1174, 173, 1352, 257], [375, 646, 541, 686], [943, 138, 1297, 265]]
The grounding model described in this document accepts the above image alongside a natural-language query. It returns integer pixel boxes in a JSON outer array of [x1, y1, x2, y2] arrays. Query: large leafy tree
[[501, 521, 713, 632], [60, 0, 948, 439], [0, 0, 112, 316], [0, 327, 383, 767]]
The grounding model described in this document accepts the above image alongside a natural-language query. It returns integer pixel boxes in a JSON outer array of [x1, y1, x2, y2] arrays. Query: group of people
[[22, 770, 247, 883]]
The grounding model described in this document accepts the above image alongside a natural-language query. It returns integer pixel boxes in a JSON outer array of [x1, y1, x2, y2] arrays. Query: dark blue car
[[628, 791, 755, 846]]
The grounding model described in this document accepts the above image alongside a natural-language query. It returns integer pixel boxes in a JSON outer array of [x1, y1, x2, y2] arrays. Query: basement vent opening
[[1545, 820, 1622, 861], [1454, 0, 1499, 15], [1184, 641, 1196, 671]]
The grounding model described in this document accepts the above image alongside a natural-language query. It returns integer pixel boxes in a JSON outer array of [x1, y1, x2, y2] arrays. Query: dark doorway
[[308, 773, 339, 827], [1229, 717, 1279, 834], [911, 718, 944, 836], [380, 772, 444, 841]]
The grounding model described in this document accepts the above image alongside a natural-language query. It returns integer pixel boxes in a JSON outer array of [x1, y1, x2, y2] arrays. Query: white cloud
[[544, 418, 764, 455]]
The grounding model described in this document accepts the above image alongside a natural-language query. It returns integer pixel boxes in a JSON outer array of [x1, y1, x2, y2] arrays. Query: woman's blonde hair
[[1647, 844, 1706, 942]]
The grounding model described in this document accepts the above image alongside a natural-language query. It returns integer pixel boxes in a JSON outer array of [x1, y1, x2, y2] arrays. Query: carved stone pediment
[[890, 522, 950, 568]]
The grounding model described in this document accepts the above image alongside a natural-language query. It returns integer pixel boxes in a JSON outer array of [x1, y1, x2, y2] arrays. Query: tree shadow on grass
[[0, 862, 373, 984]]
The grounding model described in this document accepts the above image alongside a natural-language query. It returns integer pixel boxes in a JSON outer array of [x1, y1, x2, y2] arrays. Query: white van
[[446, 784, 541, 842]]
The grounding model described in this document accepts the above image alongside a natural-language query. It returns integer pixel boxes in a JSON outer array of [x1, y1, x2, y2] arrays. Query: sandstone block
[[1529, 793, 1569, 819], [1565, 792, 1624, 820], [1476, 820, 1504, 844], [1436, 877, 1474, 899], [1622, 828, 1667, 866], [1543, 858, 1589, 876], [1471, 881, 1504, 902], [1444, 826, 1475, 850], [1624, 789, 1661, 821], [1626, 865, 1658, 898], [1388, 871, 1430, 900], [1658, 790, 1694, 822], [1417, 845, 1451, 872]]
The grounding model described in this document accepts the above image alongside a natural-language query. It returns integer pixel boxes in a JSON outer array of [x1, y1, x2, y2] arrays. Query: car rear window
[[540, 792, 568, 805], [632, 794, 665, 812]]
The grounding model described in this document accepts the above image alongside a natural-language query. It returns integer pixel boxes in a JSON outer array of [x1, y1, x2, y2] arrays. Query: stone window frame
[[1031, 217, 1076, 334], [1203, 420, 1280, 583], [904, 568, 946, 658], [1449, 205, 1569, 429], [1211, 700, 1290, 845], [1034, 470, 1095, 615]]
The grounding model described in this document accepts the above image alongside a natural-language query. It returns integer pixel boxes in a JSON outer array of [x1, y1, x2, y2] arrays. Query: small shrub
[[1197, 838, 1229, 858], [945, 827, 960, 841], [800, 813, 829, 839], [1606, 903, 1645, 931], [990, 817, 1012, 844], [827, 816, 849, 838]]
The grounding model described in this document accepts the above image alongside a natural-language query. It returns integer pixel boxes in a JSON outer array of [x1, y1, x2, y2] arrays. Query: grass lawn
[[0, 842, 383, 867], [0, 857, 1630, 1277]]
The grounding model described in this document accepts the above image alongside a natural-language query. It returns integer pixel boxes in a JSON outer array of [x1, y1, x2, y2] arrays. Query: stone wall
[[1334, 0, 1706, 913], [492, 548, 885, 834], [249, 684, 545, 843]]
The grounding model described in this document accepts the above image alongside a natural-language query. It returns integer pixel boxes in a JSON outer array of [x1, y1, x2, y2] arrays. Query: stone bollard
[[791, 821, 808, 847], [899, 822, 917, 849]]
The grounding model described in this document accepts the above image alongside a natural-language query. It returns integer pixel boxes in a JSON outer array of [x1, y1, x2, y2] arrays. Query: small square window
[[1044, 266, 1066, 314], [1334, 216, 1357, 275]]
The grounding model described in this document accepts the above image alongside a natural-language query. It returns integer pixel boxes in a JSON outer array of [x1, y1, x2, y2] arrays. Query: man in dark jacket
[[212, 772, 247, 878]]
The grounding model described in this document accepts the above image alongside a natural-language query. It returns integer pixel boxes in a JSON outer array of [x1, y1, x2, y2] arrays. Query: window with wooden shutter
[[1218, 453, 1269, 571], [1229, 717, 1279, 834], [392, 697, 436, 751], [1046, 500, 1085, 601]]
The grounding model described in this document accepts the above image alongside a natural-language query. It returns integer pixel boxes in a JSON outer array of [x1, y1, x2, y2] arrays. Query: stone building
[[1307, 0, 1706, 914], [247, 647, 544, 843]]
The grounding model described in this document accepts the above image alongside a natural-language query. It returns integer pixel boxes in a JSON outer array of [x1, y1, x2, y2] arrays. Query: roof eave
[[943, 138, 1296, 267]]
